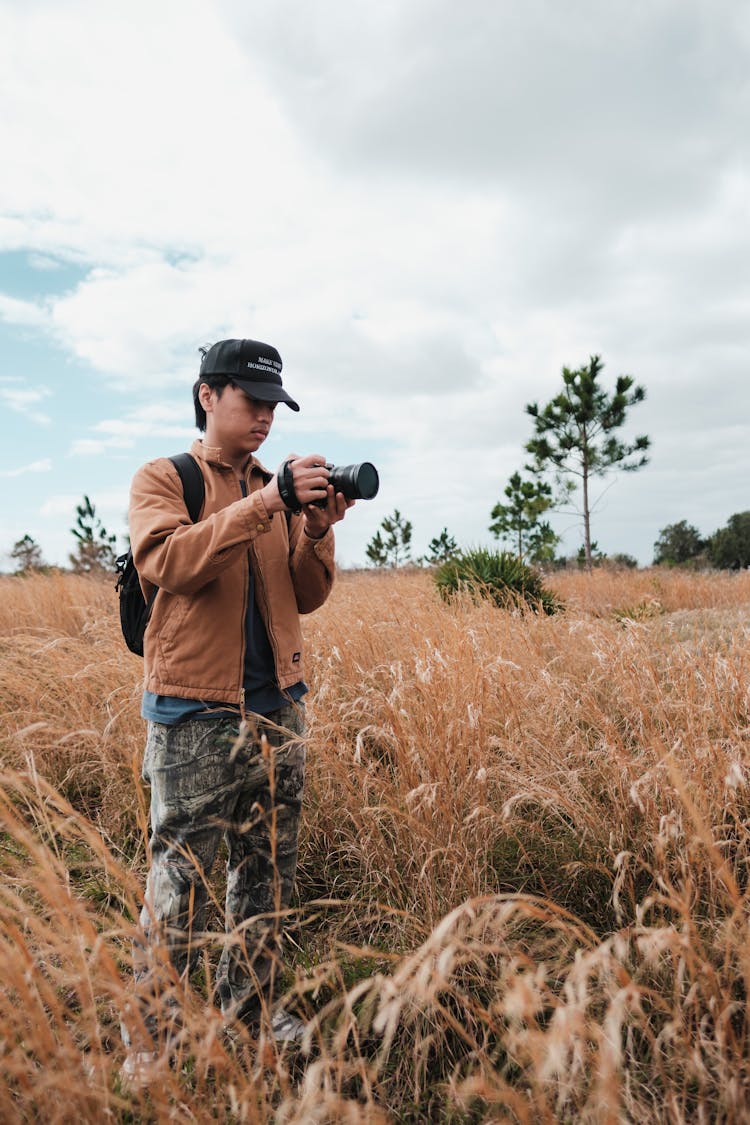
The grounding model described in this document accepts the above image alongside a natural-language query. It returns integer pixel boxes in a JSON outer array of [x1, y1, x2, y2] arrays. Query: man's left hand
[[303, 486, 355, 539]]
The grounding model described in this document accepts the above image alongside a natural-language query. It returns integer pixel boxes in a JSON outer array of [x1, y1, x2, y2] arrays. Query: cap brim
[[233, 378, 300, 412]]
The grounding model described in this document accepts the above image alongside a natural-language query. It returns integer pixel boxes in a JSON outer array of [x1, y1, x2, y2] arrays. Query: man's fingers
[[288, 452, 326, 467]]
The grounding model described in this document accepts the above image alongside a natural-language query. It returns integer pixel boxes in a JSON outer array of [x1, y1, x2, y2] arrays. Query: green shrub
[[433, 548, 562, 614]]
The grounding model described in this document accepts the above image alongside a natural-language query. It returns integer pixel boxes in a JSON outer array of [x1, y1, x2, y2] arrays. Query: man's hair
[[193, 374, 233, 431]]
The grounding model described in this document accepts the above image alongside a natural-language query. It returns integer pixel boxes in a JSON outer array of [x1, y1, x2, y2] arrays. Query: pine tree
[[525, 355, 649, 571], [365, 530, 388, 567], [489, 471, 558, 562], [10, 534, 46, 574], [69, 495, 118, 573], [424, 528, 458, 565], [365, 509, 413, 567]]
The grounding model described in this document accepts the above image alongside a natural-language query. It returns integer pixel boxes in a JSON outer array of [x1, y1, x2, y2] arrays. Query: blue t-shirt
[[142, 481, 306, 724]]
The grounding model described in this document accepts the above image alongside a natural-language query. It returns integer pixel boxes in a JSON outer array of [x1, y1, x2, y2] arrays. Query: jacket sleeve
[[287, 513, 335, 614], [129, 458, 272, 596]]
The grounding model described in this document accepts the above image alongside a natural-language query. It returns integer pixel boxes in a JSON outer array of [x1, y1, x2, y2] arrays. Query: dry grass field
[[2, 565, 750, 1122]]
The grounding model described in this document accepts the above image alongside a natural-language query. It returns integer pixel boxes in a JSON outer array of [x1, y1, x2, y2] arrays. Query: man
[[122, 338, 351, 1073]]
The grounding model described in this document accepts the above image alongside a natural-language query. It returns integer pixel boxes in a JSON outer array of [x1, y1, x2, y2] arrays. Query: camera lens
[[351, 462, 379, 500], [329, 462, 379, 501]]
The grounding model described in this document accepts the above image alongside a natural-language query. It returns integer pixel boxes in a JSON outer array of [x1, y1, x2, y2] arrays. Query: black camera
[[313, 462, 380, 506], [277, 459, 380, 513]]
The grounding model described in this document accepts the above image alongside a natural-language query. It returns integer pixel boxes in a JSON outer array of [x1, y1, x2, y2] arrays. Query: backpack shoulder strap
[[169, 452, 205, 523]]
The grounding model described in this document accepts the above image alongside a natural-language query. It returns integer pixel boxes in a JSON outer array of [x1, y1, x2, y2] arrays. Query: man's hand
[[259, 454, 354, 535], [260, 453, 328, 514], [302, 484, 355, 539]]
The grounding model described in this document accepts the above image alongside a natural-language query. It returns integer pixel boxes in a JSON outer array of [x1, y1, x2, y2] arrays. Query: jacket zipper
[[247, 468, 285, 689], [238, 474, 249, 717], [251, 529, 284, 689]]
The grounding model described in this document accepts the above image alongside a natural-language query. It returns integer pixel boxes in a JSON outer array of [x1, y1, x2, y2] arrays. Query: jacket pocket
[[155, 593, 189, 670]]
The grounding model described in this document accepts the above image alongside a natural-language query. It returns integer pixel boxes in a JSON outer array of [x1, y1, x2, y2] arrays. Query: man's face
[[203, 383, 276, 455]]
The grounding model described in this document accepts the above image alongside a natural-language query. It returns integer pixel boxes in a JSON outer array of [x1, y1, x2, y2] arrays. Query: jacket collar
[[190, 438, 271, 480]]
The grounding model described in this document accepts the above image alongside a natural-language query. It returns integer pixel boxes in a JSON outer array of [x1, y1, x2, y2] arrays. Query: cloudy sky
[[1, 0, 748, 569]]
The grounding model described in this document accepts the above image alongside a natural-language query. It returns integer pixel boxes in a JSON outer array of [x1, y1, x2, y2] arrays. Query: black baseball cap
[[199, 339, 300, 411]]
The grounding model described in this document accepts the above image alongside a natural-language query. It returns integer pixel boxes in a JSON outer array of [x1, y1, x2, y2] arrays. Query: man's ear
[[198, 382, 214, 412]]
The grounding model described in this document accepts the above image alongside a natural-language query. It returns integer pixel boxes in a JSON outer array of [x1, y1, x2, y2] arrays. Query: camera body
[[277, 459, 379, 514], [312, 462, 379, 506]]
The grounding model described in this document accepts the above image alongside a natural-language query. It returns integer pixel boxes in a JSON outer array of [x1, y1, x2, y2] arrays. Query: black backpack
[[115, 453, 205, 656]]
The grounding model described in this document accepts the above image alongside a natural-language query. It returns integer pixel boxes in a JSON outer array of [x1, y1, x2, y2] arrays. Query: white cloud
[[0, 378, 53, 424], [69, 411, 195, 456], [0, 458, 52, 478], [40, 487, 129, 520], [67, 401, 196, 456], [27, 253, 67, 272], [0, 0, 749, 565], [67, 439, 112, 457], [0, 293, 48, 328], [0, 0, 318, 262], [222, 0, 748, 190]]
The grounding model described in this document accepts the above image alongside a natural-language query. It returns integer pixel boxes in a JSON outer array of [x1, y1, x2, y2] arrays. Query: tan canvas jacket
[[128, 439, 335, 705]]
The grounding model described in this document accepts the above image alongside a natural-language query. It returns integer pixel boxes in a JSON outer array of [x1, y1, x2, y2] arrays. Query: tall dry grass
[[2, 567, 750, 1121]]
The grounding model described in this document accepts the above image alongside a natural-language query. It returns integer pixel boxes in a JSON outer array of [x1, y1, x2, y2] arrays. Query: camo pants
[[133, 703, 306, 1027]]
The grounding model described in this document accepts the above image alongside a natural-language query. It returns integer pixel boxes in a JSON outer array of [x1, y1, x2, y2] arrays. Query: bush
[[708, 511, 750, 569], [433, 547, 562, 614], [653, 520, 706, 566], [608, 552, 639, 570]]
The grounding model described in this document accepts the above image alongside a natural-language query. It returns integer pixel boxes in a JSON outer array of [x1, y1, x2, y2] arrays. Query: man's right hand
[[260, 454, 330, 514]]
